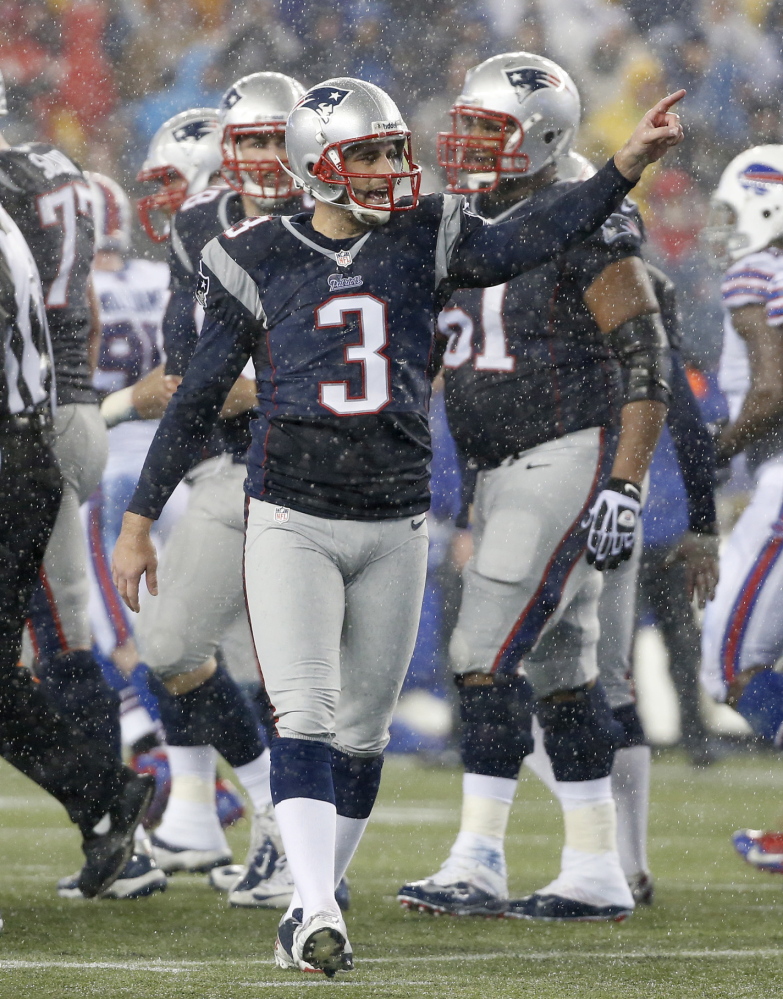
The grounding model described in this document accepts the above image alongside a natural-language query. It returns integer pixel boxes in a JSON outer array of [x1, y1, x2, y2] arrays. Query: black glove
[[581, 477, 641, 571]]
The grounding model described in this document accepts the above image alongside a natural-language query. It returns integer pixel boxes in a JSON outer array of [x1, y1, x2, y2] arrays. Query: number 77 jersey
[[0, 142, 96, 404]]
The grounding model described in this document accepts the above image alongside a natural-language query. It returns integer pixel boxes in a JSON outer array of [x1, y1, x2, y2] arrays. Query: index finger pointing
[[654, 90, 686, 115]]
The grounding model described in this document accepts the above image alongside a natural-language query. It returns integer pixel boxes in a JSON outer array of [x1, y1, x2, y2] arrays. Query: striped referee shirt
[[0, 203, 53, 419]]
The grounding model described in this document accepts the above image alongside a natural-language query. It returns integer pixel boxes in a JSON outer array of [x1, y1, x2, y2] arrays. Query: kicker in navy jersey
[[128, 159, 638, 524], [0, 142, 96, 404]]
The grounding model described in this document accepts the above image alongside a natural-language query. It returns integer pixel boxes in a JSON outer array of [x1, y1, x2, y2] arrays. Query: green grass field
[[1, 751, 782, 999]]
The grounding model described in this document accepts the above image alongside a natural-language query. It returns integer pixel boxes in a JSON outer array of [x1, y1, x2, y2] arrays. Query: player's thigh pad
[[450, 427, 609, 680], [244, 500, 428, 750], [701, 461, 783, 701], [137, 458, 247, 679]]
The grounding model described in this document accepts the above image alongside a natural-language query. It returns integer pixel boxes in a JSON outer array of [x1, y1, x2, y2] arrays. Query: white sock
[[335, 814, 368, 886], [155, 745, 228, 852], [275, 797, 339, 921], [542, 776, 633, 908], [449, 773, 516, 872], [612, 744, 651, 878], [523, 719, 557, 793], [233, 749, 272, 814], [119, 696, 158, 750]]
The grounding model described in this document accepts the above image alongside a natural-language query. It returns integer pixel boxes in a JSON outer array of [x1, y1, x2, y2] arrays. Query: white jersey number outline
[[317, 294, 391, 415], [37, 182, 93, 308], [441, 284, 515, 372]]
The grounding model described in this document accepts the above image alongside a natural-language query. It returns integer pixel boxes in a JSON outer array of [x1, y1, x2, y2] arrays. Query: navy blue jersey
[[442, 182, 644, 467], [0, 143, 96, 403], [127, 158, 635, 522]]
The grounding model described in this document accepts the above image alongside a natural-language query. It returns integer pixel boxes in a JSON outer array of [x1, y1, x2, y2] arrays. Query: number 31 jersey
[[0, 142, 96, 403]]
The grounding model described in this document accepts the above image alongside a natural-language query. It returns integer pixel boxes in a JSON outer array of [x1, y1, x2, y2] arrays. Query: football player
[[134, 73, 308, 908], [0, 73, 125, 797], [396, 55, 674, 922], [112, 76, 683, 973], [700, 146, 783, 870]]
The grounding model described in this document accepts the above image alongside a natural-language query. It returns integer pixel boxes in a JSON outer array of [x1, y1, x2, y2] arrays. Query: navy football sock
[[537, 681, 624, 782], [149, 665, 264, 766], [270, 738, 334, 805], [37, 649, 121, 760], [331, 749, 383, 819]]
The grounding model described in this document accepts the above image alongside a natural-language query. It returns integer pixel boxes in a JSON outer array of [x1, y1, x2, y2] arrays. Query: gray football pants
[[137, 455, 257, 684], [595, 531, 641, 710], [450, 427, 613, 697], [243, 498, 429, 756], [28, 404, 108, 657]]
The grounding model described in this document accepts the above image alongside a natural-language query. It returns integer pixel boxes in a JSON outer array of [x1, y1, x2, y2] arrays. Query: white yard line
[[2, 949, 783, 974]]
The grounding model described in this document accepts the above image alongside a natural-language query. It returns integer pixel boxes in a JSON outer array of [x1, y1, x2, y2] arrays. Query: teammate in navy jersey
[[113, 76, 683, 973], [396, 55, 673, 923], [135, 74, 309, 910]]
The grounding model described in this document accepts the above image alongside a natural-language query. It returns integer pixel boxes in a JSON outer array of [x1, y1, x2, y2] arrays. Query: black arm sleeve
[[666, 350, 718, 534], [449, 158, 635, 287], [127, 301, 255, 520], [162, 288, 199, 377]]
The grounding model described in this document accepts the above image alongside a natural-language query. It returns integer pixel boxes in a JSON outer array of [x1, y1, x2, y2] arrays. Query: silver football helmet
[[219, 72, 306, 203], [438, 52, 580, 193], [704, 145, 783, 267], [285, 77, 421, 226], [136, 108, 221, 242], [557, 151, 596, 182], [86, 172, 133, 256]]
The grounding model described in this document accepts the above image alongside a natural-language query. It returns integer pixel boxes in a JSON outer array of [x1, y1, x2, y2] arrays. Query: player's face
[[343, 140, 403, 207], [236, 132, 288, 164], [461, 114, 505, 170], [155, 171, 188, 218]]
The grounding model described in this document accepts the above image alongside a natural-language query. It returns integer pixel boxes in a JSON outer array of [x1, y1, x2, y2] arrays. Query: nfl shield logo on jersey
[[335, 250, 353, 268], [274, 506, 290, 524]]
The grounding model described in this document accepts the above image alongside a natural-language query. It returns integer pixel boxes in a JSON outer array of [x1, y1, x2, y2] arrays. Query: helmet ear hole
[[763, 209, 773, 219]]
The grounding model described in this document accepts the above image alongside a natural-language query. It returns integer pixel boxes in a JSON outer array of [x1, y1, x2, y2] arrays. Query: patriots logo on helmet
[[601, 211, 642, 246], [173, 120, 215, 143], [739, 163, 783, 195], [505, 67, 562, 104], [297, 86, 353, 124], [221, 87, 242, 112]]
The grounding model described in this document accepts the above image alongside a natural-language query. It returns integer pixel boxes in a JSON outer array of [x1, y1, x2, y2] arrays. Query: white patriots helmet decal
[[505, 66, 563, 103], [172, 119, 219, 143], [296, 86, 353, 124]]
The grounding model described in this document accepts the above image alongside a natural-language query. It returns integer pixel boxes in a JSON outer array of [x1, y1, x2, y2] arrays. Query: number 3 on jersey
[[317, 294, 391, 415]]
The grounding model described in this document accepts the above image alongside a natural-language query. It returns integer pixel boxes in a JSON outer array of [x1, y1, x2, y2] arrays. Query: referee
[[0, 202, 154, 908]]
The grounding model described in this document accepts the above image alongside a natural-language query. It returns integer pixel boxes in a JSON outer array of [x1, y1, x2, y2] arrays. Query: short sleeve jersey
[[719, 247, 783, 469], [442, 182, 644, 466], [0, 142, 95, 403]]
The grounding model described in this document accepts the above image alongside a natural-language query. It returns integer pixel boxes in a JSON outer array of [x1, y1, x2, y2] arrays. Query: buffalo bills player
[[112, 76, 683, 973], [397, 54, 672, 923], [135, 74, 307, 908], [700, 147, 783, 871]]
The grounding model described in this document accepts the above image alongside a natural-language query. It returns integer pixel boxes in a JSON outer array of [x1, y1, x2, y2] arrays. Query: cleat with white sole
[[292, 910, 351, 978], [227, 805, 294, 909], [505, 892, 633, 922], [209, 864, 245, 891], [149, 833, 231, 874], [275, 908, 353, 974], [58, 853, 167, 900], [397, 856, 508, 917]]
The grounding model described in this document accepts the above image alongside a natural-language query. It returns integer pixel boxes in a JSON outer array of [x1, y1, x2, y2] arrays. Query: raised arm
[[449, 92, 685, 287]]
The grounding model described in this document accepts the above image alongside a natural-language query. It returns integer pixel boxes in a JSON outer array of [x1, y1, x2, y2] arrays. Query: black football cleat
[[505, 892, 633, 922], [397, 878, 508, 917], [78, 773, 155, 898], [628, 872, 654, 906]]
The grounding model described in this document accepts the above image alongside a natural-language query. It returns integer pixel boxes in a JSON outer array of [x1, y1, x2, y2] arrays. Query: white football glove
[[581, 478, 641, 571]]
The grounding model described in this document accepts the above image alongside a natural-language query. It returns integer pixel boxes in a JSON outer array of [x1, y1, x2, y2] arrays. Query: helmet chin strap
[[277, 158, 391, 226]]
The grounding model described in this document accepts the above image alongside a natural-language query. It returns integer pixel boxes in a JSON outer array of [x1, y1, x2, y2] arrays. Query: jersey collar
[[280, 215, 372, 268]]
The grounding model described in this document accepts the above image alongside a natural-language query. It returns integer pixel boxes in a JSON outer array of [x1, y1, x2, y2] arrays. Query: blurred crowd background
[[2, 0, 771, 755]]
